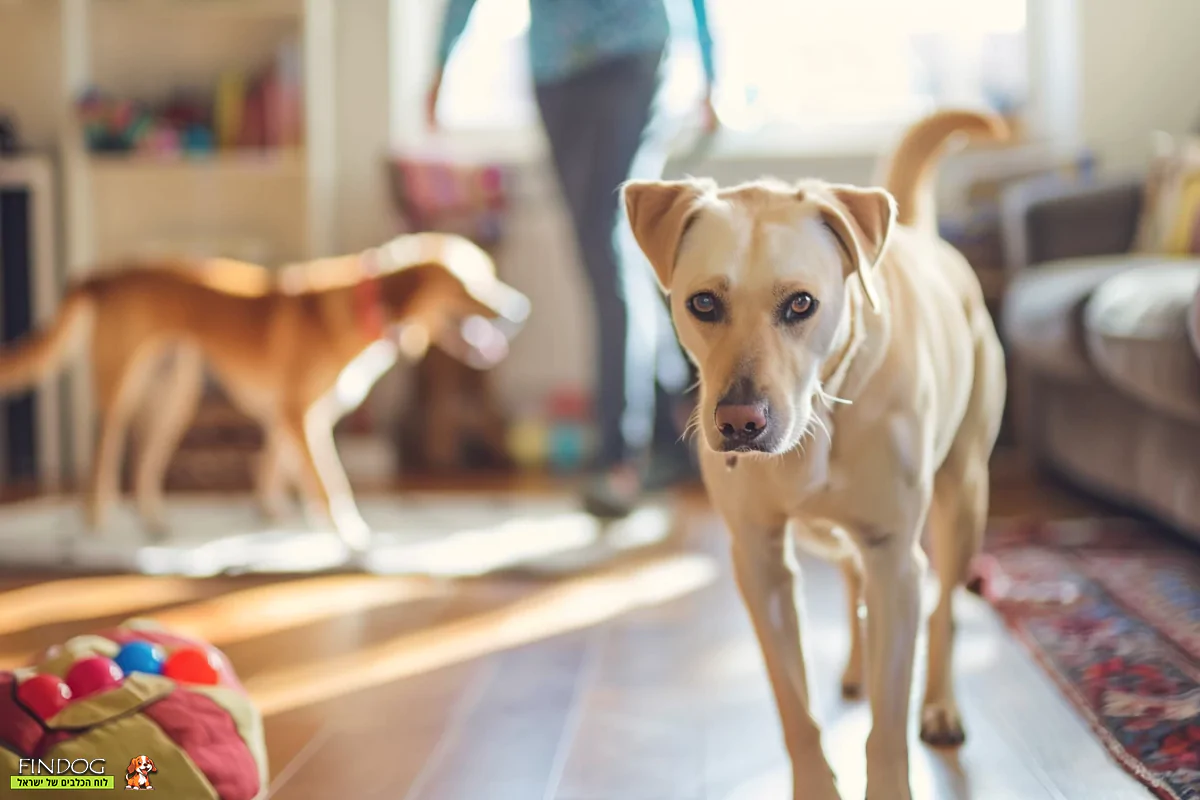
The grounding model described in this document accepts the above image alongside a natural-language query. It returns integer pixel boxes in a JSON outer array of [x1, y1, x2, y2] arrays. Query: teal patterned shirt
[[436, 0, 716, 86]]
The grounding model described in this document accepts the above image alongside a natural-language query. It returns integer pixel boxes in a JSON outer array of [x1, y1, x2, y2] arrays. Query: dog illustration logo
[[125, 755, 156, 790]]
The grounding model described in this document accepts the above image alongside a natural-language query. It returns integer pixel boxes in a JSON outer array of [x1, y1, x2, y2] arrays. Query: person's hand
[[700, 88, 720, 134], [425, 71, 444, 131]]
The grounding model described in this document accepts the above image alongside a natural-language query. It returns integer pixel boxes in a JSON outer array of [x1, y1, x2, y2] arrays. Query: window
[[433, 0, 1028, 151], [436, 0, 537, 131]]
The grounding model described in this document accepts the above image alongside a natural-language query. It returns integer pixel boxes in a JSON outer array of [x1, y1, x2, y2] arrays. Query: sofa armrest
[[999, 174, 1144, 271]]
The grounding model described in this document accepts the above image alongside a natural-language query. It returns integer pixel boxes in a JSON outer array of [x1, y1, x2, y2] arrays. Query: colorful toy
[[0, 620, 267, 799], [547, 421, 589, 471], [115, 640, 166, 676], [543, 386, 594, 472], [15, 673, 72, 720], [546, 387, 591, 421], [506, 417, 549, 469], [162, 646, 221, 685], [65, 656, 124, 700]]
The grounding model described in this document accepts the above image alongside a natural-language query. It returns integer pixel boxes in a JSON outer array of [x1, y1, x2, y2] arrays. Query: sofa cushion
[[1084, 262, 1200, 424], [1134, 132, 1200, 254], [1002, 256, 1166, 382]]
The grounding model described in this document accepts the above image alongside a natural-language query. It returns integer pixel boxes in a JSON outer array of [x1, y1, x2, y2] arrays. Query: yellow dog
[[624, 109, 1008, 800]]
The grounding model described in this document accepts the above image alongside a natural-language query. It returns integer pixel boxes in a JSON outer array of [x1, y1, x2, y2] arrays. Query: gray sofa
[[999, 175, 1200, 542]]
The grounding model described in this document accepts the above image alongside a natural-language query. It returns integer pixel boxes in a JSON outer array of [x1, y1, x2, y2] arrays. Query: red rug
[[974, 518, 1200, 800]]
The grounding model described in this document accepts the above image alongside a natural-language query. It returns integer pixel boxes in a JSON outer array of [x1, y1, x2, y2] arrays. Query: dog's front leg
[[255, 426, 293, 522], [280, 407, 371, 552], [730, 524, 841, 800], [852, 519, 927, 800]]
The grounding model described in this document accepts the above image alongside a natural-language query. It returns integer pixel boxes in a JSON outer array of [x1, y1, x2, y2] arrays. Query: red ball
[[65, 657, 124, 701], [162, 646, 220, 685], [16, 673, 73, 720]]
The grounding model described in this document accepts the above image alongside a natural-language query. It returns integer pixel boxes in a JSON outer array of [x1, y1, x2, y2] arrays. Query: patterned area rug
[[974, 518, 1200, 800]]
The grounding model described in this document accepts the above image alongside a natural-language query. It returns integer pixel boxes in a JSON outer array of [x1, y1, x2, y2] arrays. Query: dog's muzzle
[[713, 377, 779, 453]]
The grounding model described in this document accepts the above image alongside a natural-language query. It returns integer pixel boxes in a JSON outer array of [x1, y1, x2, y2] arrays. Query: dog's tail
[[0, 285, 95, 393], [879, 109, 1010, 234]]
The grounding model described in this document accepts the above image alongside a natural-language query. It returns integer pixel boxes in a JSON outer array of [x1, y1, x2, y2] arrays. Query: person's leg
[[618, 71, 693, 445], [535, 75, 629, 470], [536, 51, 690, 515], [573, 53, 669, 468]]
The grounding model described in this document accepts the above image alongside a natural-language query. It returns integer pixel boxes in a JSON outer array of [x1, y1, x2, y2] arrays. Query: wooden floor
[[0, 462, 1152, 799]]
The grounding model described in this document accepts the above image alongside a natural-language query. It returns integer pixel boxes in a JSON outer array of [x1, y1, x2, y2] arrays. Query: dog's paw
[[919, 702, 966, 748], [335, 513, 372, 554]]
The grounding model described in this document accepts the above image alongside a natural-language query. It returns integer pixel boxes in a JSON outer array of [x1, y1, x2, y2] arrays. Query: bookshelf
[[0, 0, 336, 483]]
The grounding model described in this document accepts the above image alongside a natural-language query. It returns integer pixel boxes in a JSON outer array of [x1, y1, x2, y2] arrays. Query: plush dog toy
[[0, 620, 266, 799]]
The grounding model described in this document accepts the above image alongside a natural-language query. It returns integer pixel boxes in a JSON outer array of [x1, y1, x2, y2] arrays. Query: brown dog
[[0, 233, 528, 550]]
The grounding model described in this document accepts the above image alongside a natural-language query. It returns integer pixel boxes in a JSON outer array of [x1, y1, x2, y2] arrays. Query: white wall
[[334, 0, 397, 253], [1078, 0, 1200, 174]]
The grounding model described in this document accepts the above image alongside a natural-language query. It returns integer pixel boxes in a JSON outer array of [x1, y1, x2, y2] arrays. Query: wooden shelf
[[91, 0, 304, 21], [86, 149, 306, 175]]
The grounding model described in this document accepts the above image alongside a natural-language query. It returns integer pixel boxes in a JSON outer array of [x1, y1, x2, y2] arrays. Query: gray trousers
[[535, 49, 689, 468]]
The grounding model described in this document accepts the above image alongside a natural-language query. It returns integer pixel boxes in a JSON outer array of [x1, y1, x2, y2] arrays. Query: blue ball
[[548, 422, 588, 471], [114, 640, 166, 676]]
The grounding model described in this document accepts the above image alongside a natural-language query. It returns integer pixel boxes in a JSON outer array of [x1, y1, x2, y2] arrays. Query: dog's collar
[[352, 249, 387, 342]]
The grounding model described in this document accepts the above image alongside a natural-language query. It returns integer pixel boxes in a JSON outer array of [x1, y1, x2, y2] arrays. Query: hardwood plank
[[269, 657, 495, 799], [406, 632, 597, 800], [553, 599, 711, 799]]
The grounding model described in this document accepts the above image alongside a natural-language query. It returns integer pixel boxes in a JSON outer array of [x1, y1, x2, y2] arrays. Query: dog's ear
[[126, 759, 139, 775], [817, 185, 896, 312], [623, 179, 713, 291], [147, 759, 156, 773]]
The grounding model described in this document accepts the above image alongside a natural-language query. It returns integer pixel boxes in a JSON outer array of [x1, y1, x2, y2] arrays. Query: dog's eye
[[687, 292, 723, 322], [781, 292, 818, 323]]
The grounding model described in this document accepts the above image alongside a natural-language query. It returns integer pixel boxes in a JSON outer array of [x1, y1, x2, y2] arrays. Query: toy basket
[[1, 620, 267, 799]]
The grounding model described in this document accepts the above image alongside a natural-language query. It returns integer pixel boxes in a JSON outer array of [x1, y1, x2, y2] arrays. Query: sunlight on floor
[[246, 553, 718, 716], [0, 496, 673, 577], [0, 574, 447, 670], [722, 764, 791, 800], [0, 575, 204, 636], [363, 505, 671, 576], [145, 574, 447, 645]]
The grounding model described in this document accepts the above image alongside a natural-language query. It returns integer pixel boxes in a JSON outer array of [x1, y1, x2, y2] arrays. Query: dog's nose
[[715, 403, 768, 443]]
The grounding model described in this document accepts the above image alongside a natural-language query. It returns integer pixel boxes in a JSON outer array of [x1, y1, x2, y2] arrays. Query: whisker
[[816, 384, 852, 408], [677, 405, 702, 445], [811, 409, 832, 444]]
